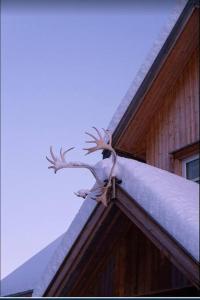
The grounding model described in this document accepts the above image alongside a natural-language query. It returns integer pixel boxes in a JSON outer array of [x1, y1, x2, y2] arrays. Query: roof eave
[[111, 0, 198, 148]]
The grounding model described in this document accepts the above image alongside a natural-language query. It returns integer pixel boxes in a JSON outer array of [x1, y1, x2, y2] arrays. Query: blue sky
[[1, 0, 176, 278]]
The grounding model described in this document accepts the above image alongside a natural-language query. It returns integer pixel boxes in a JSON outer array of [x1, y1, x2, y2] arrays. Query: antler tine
[[50, 146, 57, 161], [83, 146, 97, 155], [62, 147, 74, 161], [85, 131, 98, 141], [102, 128, 112, 146], [48, 165, 57, 174], [85, 140, 95, 143], [83, 127, 114, 157], [46, 156, 54, 164], [60, 147, 64, 162], [48, 166, 55, 169], [92, 126, 103, 139]]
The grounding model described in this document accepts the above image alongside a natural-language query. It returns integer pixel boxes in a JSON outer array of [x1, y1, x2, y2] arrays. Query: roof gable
[[45, 203, 196, 296], [33, 156, 199, 296], [35, 185, 199, 296]]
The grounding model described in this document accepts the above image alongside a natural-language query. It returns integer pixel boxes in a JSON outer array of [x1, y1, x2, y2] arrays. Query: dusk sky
[[1, 0, 177, 278]]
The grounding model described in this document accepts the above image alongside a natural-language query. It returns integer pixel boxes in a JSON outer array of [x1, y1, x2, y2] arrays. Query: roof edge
[[107, 0, 195, 145]]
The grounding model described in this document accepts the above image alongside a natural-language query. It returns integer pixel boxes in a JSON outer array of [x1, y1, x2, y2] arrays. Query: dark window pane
[[186, 159, 199, 180]]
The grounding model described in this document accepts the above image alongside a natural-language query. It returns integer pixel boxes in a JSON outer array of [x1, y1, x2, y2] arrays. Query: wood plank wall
[[146, 48, 199, 175], [71, 219, 190, 297]]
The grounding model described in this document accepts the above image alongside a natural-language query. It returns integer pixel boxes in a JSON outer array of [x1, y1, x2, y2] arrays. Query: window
[[182, 154, 200, 183]]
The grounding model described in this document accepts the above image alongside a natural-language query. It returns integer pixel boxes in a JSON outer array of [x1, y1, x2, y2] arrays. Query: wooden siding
[[146, 48, 199, 175], [68, 211, 191, 297], [44, 186, 199, 297], [114, 7, 199, 158]]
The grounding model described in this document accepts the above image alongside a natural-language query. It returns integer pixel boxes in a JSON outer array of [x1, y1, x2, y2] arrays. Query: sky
[[1, 0, 177, 279]]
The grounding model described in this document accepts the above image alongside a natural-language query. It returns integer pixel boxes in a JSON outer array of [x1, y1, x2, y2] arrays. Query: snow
[[94, 156, 199, 263], [33, 198, 97, 297], [0, 234, 64, 296], [118, 157, 199, 261], [33, 156, 199, 297], [94, 156, 199, 262]]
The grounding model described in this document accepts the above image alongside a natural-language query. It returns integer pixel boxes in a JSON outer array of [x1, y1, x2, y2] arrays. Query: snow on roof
[[33, 198, 97, 297], [0, 234, 64, 296], [107, 0, 187, 134], [32, 2, 198, 296], [33, 156, 199, 297], [116, 157, 199, 261]]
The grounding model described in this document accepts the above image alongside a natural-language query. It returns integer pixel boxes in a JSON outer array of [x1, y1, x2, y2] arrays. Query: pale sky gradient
[[1, 0, 176, 278]]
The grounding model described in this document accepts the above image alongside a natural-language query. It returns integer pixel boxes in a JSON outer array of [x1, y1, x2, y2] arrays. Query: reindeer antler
[[46, 146, 102, 185], [46, 127, 117, 207], [84, 127, 114, 155], [46, 146, 75, 174], [83, 127, 117, 206]]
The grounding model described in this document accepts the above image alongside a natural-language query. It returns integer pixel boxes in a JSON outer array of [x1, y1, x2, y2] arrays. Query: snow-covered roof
[[33, 156, 199, 296], [6, 0, 197, 296], [32, 1, 200, 296], [0, 234, 64, 296], [33, 199, 97, 297], [107, 0, 187, 134]]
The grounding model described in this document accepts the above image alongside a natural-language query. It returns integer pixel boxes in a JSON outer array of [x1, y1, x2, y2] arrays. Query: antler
[[46, 127, 117, 207], [46, 146, 74, 173], [46, 146, 102, 185], [83, 127, 117, 206], [84, 126, 114, 155]]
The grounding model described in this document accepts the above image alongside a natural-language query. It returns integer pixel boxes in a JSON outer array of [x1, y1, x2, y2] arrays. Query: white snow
[[0, 234, 64, 296], [115, 157, 199, 261], [32, 198, 97, 297], [33, 156, 199, 297]]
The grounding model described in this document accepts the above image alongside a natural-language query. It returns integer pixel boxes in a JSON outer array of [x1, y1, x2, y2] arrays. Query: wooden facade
[[69, 213, 190, 296], [113, 3, 199, 179], [146, 47, 199, 175]]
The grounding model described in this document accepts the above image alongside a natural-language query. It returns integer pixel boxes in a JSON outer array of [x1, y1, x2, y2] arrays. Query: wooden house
[[109, 0, 199, 181], [32, 1, 199, 297], [1, 0, 199, 297]]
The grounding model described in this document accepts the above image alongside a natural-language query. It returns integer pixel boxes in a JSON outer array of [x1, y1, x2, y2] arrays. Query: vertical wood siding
[[146, 48, 199, 174], [71, 219, 190, 297]]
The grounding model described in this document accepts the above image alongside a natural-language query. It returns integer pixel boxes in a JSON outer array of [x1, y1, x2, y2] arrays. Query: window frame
[[182, 154, 199, 183]]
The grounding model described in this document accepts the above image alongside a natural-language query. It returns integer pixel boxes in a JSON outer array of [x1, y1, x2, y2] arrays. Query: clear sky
[[1, 0, 177, 278]]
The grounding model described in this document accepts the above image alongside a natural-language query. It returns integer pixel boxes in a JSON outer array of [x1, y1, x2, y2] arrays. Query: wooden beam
[[170, 140, 199, 159]]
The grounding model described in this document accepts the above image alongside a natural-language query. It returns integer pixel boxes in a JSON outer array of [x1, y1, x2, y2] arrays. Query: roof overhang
[[111, 1, 199, 158]]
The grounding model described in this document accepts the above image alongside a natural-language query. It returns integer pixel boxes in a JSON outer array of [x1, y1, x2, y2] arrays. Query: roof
[[107, 0, 195, 139], [31, 0, 200, 296], [33, 156, 199, 296], [0, 234, 64, 296]]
